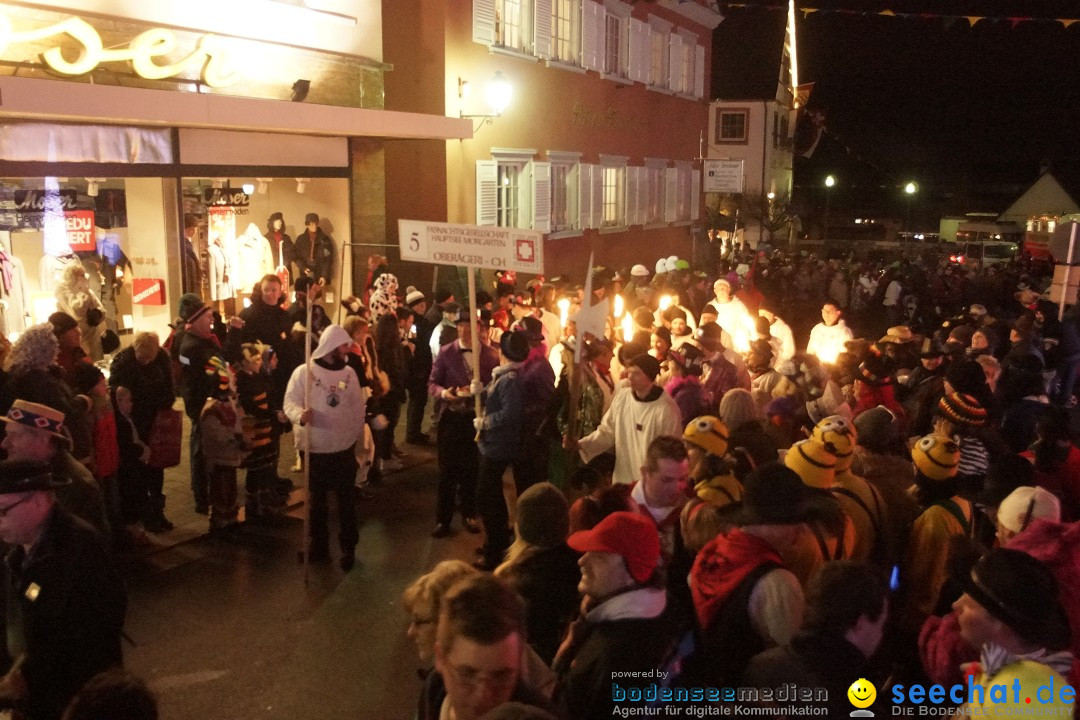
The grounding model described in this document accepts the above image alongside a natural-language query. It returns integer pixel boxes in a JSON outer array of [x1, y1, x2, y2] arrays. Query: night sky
[[729, 0, 1080, 227]]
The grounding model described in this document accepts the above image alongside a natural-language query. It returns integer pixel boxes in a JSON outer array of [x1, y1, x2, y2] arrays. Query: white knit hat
[[631, 264, 649, 277], [405, 286, 425, 306]]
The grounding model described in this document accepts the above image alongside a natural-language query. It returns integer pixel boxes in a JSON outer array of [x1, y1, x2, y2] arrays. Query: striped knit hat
[[936, 392, 987, 427], [857, 353, 892, 387], [684, 416, 730, 458], [784, 439, 836, 489], [911, 434, 960, 482], [204, 356, 234, 399], [813, 415, 857, 473]]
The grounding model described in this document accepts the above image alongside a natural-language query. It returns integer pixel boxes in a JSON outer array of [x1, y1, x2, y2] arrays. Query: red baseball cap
[[567, 511, 660, 584]]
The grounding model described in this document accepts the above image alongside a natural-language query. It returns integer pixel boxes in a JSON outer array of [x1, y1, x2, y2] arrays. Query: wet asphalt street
[[121, 436, 483, 720]]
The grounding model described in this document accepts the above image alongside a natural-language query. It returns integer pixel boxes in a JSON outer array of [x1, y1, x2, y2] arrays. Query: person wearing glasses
[[0, 459, 126, 720], [418, 575, 556, 720]]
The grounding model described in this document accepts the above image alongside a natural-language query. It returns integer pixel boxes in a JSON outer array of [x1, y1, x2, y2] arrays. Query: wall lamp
[[459, 71, 512, 130]]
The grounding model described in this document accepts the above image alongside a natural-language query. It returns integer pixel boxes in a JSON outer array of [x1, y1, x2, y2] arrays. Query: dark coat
[[108, 347, 175, 442], [553, 600, 685, 719], [293, 228, 334, 284], [744, 631, 877, 717], [500, 544, 581, 665], [177, 332, 231, 420], [4, 507, 126, 720]]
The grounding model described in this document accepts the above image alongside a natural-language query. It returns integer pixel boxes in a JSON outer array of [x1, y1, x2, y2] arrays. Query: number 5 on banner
[[409, 232, 421, 253]]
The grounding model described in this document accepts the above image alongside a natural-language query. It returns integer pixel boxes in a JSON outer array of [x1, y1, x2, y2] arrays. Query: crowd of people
[[0, 238, 1078, 719], [398, 242, 1080, 719]]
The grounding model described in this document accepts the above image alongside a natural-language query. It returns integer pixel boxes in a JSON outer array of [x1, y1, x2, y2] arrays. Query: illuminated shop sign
[[203, 188, 251, 207], [0, 11, 240, 87]]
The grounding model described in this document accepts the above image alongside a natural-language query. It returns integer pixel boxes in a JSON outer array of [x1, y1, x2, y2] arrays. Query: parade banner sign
[[397, 220, 544, 274]]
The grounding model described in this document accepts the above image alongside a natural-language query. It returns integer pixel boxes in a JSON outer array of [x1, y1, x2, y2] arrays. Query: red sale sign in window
[[64, 210, 96, 252], [132, 278, 166, 306]]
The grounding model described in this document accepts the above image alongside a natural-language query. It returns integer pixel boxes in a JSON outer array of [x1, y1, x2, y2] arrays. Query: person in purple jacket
[[428, 311, 498, 539]]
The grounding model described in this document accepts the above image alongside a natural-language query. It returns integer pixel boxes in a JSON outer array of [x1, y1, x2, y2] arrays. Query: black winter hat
[[500, 331, 529, 362]]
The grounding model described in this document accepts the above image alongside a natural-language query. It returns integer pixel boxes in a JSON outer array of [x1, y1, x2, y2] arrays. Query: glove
[[469, 380, 482, 396], [472, 418, 483, 432]]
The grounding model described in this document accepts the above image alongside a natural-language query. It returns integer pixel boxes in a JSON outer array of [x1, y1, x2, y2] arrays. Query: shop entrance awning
[[0, 75, 471, 142]]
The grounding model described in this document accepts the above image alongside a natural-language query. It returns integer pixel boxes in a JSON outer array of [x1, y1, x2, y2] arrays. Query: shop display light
[[85, 177, 105, 197], [295, 178, 309, 194], [256, 178, 271, 194], [242, 183, 255, 195]]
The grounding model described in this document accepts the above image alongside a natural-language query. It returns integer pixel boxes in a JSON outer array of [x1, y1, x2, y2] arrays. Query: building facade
[[383, 0, 722, 285], [0, 0, 465, 342], [706, 1, 799, 249]]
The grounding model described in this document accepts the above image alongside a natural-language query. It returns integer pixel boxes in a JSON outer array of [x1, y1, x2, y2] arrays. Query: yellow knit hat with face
[[784, 439, 837, 489], [683, 416, 730, 458], [813, 415, 857, 473], [911, 434, 960, 482]]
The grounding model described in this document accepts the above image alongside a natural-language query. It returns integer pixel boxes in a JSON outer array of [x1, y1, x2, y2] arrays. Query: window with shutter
[[532, 162, 552, 232], [591, 163, 604, 229], [664, 166, 678, 223], [578, 163, 594, 229], [548, 151, 582, 233], [476, 160, 498, 226], [628, 18, 648, 83], [667, 33, 682, 93], [474, 0, 497, 45], [551, 0, 581, 64], [534, 0, 553, 58], [626, 166, 640, 226], [581, 1, 600, 71], [694, 45, 705, 99], [645, 160, 667, 225]]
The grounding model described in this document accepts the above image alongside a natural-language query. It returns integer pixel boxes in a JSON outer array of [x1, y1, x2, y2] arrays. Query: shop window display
[[0, 177, 349, 355]]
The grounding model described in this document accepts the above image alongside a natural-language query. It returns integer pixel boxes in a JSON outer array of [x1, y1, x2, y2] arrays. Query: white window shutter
[[591, 165, 604, 229], [579, 164, 593, 229], [664, 167, 678, 223], [532, 162, 552, 233], [628, 18, 645, 83], [582, 1, 604, 72], [534, 0, 553, 59], [694, 45, 705, 99], [476, 160, 498, 226], [668, 33, 682, 93], [626, 166, 640, 226], [474, 0, 496, 45], [690, 167, 701, 221]]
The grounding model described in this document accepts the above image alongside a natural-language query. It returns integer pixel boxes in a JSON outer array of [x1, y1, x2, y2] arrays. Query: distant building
[[706, 1, 800, 248], [383, 0, 723, 283]]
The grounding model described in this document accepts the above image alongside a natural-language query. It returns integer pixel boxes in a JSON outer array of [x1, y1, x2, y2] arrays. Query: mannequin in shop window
[[294, 213, 335, 289], [265, 212, 295, 292], [55, 264, 105, 360], [96, 232, 130, 333], [181, 214, 203, 295], [235, 224, 275, 303], [207, 230, 233, 315]]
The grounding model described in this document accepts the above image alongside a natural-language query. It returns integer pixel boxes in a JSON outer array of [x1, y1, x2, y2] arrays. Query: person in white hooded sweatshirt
[[285, 324, 371, 570]]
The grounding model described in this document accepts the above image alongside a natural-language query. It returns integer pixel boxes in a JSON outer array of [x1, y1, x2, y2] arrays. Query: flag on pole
[[572, 252, 610, 363]]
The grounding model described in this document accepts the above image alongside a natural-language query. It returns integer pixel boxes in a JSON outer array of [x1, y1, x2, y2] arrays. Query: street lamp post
[[824, 175, 835, 241], [904, 181, 918, 233]]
